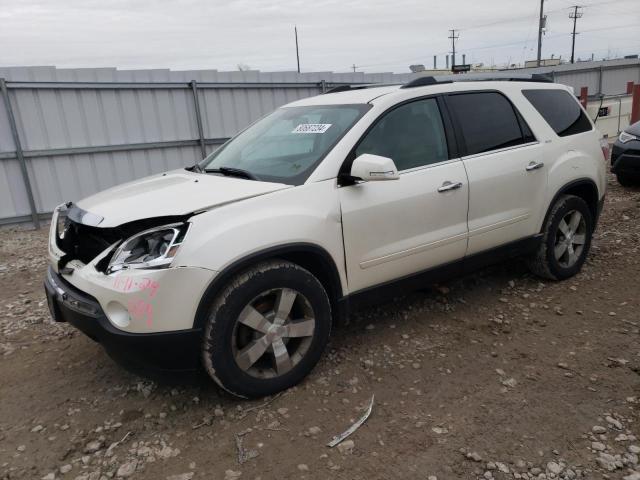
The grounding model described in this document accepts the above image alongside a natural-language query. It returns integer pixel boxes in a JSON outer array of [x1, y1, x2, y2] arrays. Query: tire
[[202, 260, 331, 398], [527, 194, 594, 281], [616, 173, 640, 187]]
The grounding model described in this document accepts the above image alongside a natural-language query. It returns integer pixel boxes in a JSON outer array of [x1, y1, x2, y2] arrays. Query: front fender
[[174, 180, 347, 293]]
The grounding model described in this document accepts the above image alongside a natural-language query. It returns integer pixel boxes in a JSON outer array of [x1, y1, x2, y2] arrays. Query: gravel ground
[[1, 174, 639, 480]]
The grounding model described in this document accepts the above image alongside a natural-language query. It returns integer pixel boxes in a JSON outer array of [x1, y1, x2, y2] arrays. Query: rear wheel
[[528, 194, 593, 280], [202, 260, 331, 398]]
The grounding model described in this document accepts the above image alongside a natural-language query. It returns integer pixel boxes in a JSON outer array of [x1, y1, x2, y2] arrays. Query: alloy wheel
[[554, 209, 587, 268], [231, 288, 316, 379]]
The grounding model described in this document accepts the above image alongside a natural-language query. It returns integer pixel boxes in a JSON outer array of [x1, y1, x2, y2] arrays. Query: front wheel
[[528, 194, 594, 280], [202, 260, 331, 398]]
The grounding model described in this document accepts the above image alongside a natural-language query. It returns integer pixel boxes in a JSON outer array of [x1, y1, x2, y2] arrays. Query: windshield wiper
[[204, 167, 259, 181]]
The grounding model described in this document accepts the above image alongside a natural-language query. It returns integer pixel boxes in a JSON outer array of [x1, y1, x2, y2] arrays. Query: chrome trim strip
[[359, 232, 468, 270], [468, 213, 531, 237], [460, 141, 540, 161]]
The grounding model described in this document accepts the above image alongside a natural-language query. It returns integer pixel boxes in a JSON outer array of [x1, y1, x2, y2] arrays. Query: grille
[[58, 219, 119, 265]]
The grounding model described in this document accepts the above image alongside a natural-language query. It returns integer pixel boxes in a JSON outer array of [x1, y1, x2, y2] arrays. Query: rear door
[[339, 97, 469, 293], [445, 91, 548, 255]]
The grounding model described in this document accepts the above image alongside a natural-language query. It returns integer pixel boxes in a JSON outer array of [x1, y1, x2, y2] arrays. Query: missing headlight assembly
[[51, 203, 192, 274]]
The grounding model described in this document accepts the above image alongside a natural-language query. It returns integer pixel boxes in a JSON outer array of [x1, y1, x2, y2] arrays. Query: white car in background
[[45, 74, 607, 398]]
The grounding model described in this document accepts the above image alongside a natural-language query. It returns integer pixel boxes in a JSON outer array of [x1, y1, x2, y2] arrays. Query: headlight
[[107, 223, 190, 274], [619, 131, 638, 143]]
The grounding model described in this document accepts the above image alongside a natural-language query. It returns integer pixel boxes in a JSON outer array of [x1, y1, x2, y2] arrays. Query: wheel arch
[[540, 178, 600, 232], [193, 243, 345, 330]]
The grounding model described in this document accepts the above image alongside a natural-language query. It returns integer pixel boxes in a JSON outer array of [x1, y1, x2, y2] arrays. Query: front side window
[[355, 98, 449, 171], [522, 89, 592, 137], [200, 104, 369, 185], [447, 92, 529, 156]]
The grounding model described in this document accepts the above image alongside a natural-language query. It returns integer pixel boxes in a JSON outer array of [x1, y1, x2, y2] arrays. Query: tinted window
[[447, 92, 527, 155], [516, 110, 536, 143], [523, 89, 592, 137], [355, 98, 449, 171]]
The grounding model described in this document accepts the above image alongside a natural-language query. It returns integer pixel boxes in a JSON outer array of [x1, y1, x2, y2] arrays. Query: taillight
[[599, 136, 610, 161]]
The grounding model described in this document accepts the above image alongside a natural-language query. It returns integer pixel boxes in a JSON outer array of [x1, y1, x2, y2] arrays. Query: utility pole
[[448, 29, 459, 71], [352, 64, 357, 73], [536, 0, 546, 66], [569, 6, 583, 64], [294, 26, 300, 73]]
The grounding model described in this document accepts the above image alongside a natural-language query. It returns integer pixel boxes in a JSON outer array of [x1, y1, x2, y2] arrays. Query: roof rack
[[401, 73, 553, 89], [324, 83, 401, 94]]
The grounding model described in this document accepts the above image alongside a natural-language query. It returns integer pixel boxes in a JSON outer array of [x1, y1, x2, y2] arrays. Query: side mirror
[[350, 153, 399, 182]]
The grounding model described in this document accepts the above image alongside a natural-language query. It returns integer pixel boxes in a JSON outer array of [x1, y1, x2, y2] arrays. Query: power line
[[341, 10, 640, 72], [456, 0, 636, 32], [521, 1, 544, 65], [569, 5, 584, 63]]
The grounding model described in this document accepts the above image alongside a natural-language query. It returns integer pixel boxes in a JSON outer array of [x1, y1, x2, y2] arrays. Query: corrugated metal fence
[[1, 60, 639, 227], [523, 58, 640, 97], [0, 67, 415, 227]]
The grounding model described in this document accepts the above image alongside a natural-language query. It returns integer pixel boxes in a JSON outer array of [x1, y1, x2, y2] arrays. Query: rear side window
[[522, 89, 592, 137], [446, 92, 531, 156]]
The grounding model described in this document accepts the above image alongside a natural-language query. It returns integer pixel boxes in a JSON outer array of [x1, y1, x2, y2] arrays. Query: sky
[[1, 0, 639, 73]]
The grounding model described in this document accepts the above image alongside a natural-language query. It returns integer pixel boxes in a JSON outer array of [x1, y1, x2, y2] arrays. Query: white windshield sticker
[[292, 123, 332, 134]]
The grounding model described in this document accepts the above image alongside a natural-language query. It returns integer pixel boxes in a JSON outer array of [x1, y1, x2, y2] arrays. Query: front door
[[339, 97, 469, 293]]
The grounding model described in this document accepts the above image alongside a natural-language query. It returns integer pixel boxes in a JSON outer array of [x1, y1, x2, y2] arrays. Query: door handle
[[526, 161, 544, 171], [437, 181, 463, 193]]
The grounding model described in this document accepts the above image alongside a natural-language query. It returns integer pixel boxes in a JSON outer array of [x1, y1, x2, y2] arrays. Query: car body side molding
[[342, 234, 542, 311]]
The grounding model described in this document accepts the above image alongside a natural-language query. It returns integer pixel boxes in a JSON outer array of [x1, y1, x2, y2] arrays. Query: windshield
[[199, 104, 370, 185]]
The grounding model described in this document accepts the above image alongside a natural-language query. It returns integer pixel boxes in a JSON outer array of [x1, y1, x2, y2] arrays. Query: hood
[[626, 120, 640, 137], [76, 169, 290, 228]]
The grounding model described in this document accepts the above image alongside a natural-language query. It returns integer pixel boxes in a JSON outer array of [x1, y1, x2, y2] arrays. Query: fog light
[[105, 301, 130, 328]]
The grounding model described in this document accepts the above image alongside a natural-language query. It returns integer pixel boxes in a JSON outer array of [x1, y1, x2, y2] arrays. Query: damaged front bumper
[[47, 202, 214, 333], [44, 267, 202, 372], [45, 203, 217, 373]]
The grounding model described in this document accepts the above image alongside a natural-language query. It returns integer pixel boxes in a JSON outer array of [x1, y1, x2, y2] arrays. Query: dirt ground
[[1, 174, 639, 480]]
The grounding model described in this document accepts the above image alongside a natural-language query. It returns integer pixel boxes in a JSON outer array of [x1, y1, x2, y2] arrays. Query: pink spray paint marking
[[113, 276, 161, 327], [128, 298, 154, 327], [138, 278, 160, 298], [113, 277, 160, 298]]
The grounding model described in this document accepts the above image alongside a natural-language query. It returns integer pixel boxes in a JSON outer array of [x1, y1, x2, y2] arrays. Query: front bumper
[[611, 142, 640, 175], [44, 267, 201, 372]]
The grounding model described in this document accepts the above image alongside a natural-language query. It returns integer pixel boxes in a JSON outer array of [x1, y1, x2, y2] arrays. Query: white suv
[[45, 75, 608, 398]]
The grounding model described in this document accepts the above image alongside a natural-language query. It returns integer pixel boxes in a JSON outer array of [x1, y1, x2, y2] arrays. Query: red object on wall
[[631, 84, 640, 124], [579, 87, 588, 108], [627, 81, 635, 95]]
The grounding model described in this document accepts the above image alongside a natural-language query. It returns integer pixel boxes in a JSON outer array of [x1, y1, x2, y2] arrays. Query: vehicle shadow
[[85, 257, 535, 399]]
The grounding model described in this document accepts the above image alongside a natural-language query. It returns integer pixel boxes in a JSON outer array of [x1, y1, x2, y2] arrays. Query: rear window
[[447, 92, 532, 156], [522, 89, 592, 137]]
